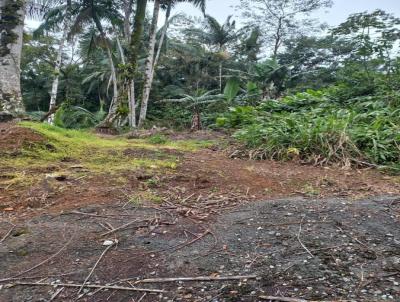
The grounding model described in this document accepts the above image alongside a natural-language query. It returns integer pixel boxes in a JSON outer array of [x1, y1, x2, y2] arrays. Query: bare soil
[[0, 124, 399, 301]]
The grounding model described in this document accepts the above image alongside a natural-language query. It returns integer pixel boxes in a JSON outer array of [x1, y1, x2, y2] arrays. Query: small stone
[[102, 240, 114, 246]]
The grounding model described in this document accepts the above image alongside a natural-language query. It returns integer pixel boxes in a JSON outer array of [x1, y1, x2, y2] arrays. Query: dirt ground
[[0, 124, 400, 301]]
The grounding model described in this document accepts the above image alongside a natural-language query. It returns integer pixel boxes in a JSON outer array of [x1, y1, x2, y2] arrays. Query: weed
[[147, 134, 168, 144]]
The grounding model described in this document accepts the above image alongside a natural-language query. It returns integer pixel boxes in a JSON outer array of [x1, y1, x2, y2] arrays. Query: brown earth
[[0, 124, 399, 301]]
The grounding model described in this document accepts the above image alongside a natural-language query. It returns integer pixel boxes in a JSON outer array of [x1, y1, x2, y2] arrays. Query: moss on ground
[[0, 122, 213, 190]]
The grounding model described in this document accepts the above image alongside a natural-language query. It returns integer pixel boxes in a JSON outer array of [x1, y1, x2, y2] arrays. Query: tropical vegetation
[[1, 0, 400, 169]]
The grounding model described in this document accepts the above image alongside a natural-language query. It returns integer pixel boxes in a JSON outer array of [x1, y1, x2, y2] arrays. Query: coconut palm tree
[[187, 15, 239, 92], [65, 0, 123, 128], [34, 0, 75, 123], [137, 0, 206, 128]]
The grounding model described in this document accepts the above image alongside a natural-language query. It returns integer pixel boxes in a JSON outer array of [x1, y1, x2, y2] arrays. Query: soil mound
[[0, 123, 44, 153]]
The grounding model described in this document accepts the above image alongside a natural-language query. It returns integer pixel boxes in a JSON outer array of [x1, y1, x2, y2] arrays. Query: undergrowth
[[217, 88, 400, 171]]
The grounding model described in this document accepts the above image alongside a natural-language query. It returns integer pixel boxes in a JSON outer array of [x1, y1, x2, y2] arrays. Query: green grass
[[1, 122, 212, 175]]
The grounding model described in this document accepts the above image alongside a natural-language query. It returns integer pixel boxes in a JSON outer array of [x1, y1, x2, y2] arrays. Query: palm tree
[[188, 15, 239, 91], [137, 0, 206, 128], [0, 0, 26, 119], [66, 0, 123, 128], [128, 0, 147, 128], [34, 0, 75, 123]]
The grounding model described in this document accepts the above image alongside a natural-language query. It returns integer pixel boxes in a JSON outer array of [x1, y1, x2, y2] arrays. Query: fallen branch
[[49, 287, 64, 301], [101, 219, 140, 236], [11, 233, 75, 278], [134, 275, 257, 284], [78, 243, 114, 294], [296, 216, 314, 258], [259, 296, 307, 302], [0, 271, 78, 283], [40, 106, 59, 122], [172, 229, 210, 252], [0, 227, 14, 244], [10, 282, 164, 293]]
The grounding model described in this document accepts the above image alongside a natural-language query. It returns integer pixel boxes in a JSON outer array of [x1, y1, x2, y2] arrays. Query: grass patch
[[0, 122, 210, 172]]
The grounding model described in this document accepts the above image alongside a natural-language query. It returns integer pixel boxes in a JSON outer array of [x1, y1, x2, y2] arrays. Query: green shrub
[[221, 88, 400, 169], [147, 134, 168, 144]]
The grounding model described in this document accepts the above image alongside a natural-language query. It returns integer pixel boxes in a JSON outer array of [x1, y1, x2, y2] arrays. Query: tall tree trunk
[[123, 0, 132, 43], [128, 80, 135, 127], [101, 46, 119, 126], [121, 0, 137, 128], [93, 14, 119, 127], [129, 0, 147, 127], [0, 0, 25, 119], [153, 3, 171, 70], [48, 6, 72, 124], [272, 17, 283, 58], [134, 3, 171, 128], [137, 0, 160, 128]]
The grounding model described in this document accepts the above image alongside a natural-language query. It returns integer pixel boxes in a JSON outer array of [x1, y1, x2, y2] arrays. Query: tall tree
[[237, 0, 332, 57], [137, 0, 206, 128], [43, 0, 73, 123], [137, 0, 160, 128], [188, 15, 238, 90], [0, 0, 26, 119], [128, 0, 147, 128]]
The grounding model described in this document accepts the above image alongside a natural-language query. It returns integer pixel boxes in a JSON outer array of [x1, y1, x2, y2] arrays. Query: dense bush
[[218, 88, 400, 169], [54, 104, 105, 129]]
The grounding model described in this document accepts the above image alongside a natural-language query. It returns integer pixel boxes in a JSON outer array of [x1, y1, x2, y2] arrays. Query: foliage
[[147, 134, 168, 144], [220, 88, 400, 169]]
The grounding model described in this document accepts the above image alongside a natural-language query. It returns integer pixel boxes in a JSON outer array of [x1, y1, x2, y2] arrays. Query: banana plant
[[161, 89, 224, 130]]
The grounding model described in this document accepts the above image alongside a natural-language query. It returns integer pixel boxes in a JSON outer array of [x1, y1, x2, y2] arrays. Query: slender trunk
[[48, 10, 71, 124], [121, 0, 137, 128], [138, 0, 160, 128], [93, 15, 119, 127], [219, 62, 222, 92], [116, 34, 134, 128], [102, 46, 119, 125], [135, 2, 171, 128], [116, 35, 125, 65], [128, 80, 135, 127], [129, 0, 147, 127], [123, 0, 133, 43], [0, 0, 25, 118], [272, 17, 283, 58], [153, 3, 171, 70]]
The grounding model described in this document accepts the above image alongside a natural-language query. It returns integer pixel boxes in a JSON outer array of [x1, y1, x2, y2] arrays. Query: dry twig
[[11, 233, 75, 278], [101, 219, 140, 236], [134, 275, 257, 284], [0, 227, 15, 244], [78, 243, 114, 294], [259, 296, 308, 302], [296, 216, 314, 258], [10, 282, 164, 293]]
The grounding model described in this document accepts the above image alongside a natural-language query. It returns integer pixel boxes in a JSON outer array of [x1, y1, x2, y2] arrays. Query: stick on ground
[[259, 296, 308, 302], [296, 216, 314, 258], [101, 219, 140, 236], [134, 275, 257, 284], [11, 233, 75, 278], [78, 243, 114, 294], [10, 282, 165, 293], [0, 227, 14, 244]]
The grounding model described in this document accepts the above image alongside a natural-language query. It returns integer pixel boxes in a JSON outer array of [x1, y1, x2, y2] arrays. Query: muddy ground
[[0, 124, 400, 301]]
